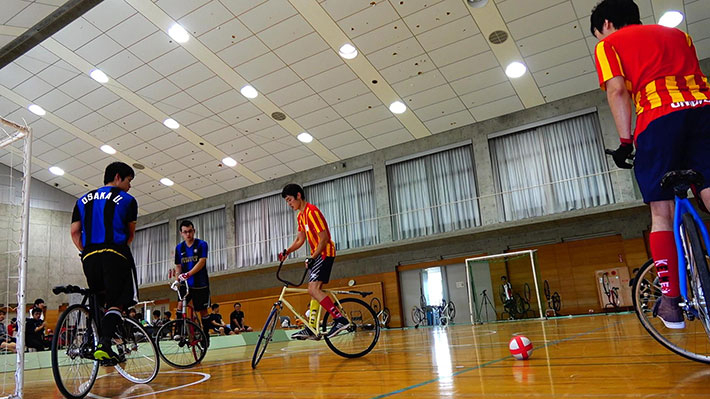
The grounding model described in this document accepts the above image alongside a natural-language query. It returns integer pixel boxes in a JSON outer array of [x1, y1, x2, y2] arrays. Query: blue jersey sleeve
[[174, 243, 181, 265], [200, 240, 208, 258]]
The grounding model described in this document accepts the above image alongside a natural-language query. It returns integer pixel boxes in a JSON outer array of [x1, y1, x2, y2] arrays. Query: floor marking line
[[370, 321, 621, 399]]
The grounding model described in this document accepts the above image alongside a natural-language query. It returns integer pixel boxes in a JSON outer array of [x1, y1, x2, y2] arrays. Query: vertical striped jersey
[[174, 239, 209, 287], [594, 24, 709, 137], [297, 203, 336, 259], [72, 186, 138, 248]]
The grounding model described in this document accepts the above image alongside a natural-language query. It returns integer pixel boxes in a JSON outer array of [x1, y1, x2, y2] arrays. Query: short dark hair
[[104, 162, 135, 185], [153, 310, 161, 317], [0, 309, 5, 315], [31, 308, 42, 315], [590, 0, 641, 36], [234, 302, 241, 307], [211, 303, 220, 310], [179, 220, 194, 232], [281, 184, 305, 200], [34, 298, 44, 306], [164, 311, 171, 318], [128, 308, 136, 314]]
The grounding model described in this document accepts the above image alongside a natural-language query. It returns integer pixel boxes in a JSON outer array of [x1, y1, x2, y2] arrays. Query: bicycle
[[370, 297, 391, 329], [251, 259, 380, 368], [543, 280, 562, 316], [411, 305, 427, 328], [601, 272, 620, 309], [51, 285, 160, 399], [437, 299, 456, 325], [631, 169, 710, 363], [154, 280, 208, 369]]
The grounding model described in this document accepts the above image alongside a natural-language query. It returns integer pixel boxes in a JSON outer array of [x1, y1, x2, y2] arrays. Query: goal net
[[465, 250, 543, 324], [0, 115, 31, 399]]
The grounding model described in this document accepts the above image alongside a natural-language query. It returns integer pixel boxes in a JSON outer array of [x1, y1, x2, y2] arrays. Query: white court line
[[87, 371, 210, 399]]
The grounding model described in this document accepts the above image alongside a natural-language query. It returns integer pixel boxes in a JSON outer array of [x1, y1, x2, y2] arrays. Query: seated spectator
[[229, 303, 253, 333], [25, 308, 46, 351], [135, 312, 148, 327], [7, 317, 17, 338], [127, 308, 138, 323], [162, 311, 172, 323], [0, 310, 16, 353], [208, 304, 232, 335], [151, 310, 163, 327]]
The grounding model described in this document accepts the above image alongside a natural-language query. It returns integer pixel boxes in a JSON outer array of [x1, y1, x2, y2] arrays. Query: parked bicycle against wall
[[543, 280, 562, 317], [601, 272, 620, 309], [369, 297, 391, 329]]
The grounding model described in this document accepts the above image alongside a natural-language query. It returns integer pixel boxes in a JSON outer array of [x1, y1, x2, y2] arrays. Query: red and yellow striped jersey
[[297, 202, 336, 259], [594, 24, 709, 137]]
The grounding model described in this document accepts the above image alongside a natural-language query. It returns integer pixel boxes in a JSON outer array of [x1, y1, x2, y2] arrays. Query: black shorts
[[179, 285, 210, 312], [82, 248, 137, 309], [309, 256, 335, 283]]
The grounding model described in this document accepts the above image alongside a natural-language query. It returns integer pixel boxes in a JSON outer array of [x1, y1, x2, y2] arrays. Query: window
[[132, 223, 170, 285], [387, 145, 480, 240], [490, 112, 614, 221], [178, 208, 227, 273]]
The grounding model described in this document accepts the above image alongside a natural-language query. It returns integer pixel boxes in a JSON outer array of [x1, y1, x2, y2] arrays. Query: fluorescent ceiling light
[[163, 118, 179, 129], [389, 101, 407, 114], [49, 166, 64, 176], [658, 11, 683, 27], [168, 24, 189, 43], [338, 43, 358, 59], [240, 85, 258, 99], [160, 178, 174, 186], [90, 69, 109, 83], [297, 132, 313, 143], [100, 144, 116, 154], [222, 157, 237, 167], [505, 61, 527, 78], [28, 104, 45, 116]]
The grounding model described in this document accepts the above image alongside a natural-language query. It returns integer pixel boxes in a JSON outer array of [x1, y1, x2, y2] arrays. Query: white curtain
[[305, 170, 379, 250], [490, 113, 614, 222], [387, 145, 480, 241], [235, 194, 305, 267], [178, 208, 227, 273], [132, 223, 170, 285]]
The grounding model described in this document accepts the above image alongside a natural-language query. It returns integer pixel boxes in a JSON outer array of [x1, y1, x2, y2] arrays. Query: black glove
[[305, 257, 315, 268], [608, 142, 634, 169]]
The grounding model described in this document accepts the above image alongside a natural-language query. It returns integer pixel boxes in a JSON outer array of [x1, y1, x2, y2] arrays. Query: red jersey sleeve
[[308, 208, 328, 234], [594, 40, 625, 90], [297, 212, 304, 232]]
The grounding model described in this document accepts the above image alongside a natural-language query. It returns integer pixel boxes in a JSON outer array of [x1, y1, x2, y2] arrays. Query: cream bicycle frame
[[276, 287, 361, 336]]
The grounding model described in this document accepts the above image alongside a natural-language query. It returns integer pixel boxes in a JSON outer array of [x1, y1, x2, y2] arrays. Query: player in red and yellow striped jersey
[[592, 0, 710, 330], [278, 184, 348, 339]]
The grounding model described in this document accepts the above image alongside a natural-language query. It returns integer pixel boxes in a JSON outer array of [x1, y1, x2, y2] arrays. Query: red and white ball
[[509, 335, 533, 360]]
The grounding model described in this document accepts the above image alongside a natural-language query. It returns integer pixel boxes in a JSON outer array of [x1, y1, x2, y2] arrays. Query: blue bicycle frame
[[673, 196, 710, 302]]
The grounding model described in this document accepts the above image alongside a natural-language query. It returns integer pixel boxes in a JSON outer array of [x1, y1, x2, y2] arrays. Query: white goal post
[[465, 249, 544, 324]]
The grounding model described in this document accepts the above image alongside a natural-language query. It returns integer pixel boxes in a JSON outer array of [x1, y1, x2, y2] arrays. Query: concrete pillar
[[468, 125, 500, 226], [372, 151, 393, 243]]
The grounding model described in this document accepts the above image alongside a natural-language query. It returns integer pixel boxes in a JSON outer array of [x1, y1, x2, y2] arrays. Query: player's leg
[[307, 257, 349, 337], [93, 252, 133, 363], [191, 287, 212, 346]]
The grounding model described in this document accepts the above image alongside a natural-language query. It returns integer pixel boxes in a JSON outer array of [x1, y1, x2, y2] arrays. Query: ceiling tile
[[233, 145, 269, 164], [72, 112, 111, 132], [238, 0, 297, 33], [0, 63, 32, 88], [218, 101, 262, 125], [295, 107, 341, 130], [450, 67, 507, 96], [83, 0, 136, 32], [235, 115, 275, 134], [217, 36, 270, 68], [281, 94, 328, 119], [540, 72, 598, 102], [36, 60, 80, 89], [75, 34, 123, 65], [268, 81, 315, 107], [111, 132, 142, 151], [243, 154, 280, 171], [219, 135, 258, 155], [320, 0, 369, 21], [310, 118, 352, 139], [75, 149, 109, 168], [122, 142, 160, 160], [508, 2, 576, 41], [439, 51, 499, 82], [57, 74, 100, 100], [460, 81, 516, 108], [273, 32, 328, 65], [17, 45, 60, 74], [319, 79, 370, 105], [343, 105, 391, 128], [153, 159, 190, 176], [272, 145, 311, 164], [402, 0, 469, 34], [128, 30, 178, 63], [34, 88, 73, 112], [132, 122, 170, 142], [428, 33, 488, 67], [290, 49, 342, 79], [331, 93, 379, 117], [380, 54, 436, 84], [252, 67, 301, 94], [202, 89, 246, 114], [72, 164, 103, 180], [161, 141, 198, 160], [260, 14, 312, 50], [525, 39, 591, 73], [78, 87, 121, 110], [423, 109, 474, 134], [42, 129, 75, 148], [187, 116, 226, 135], [305, 64, 357, 92], [193, 184, 227, 199], [154, 0, 210, 20], [499, 0, 568, 22], [178, 1, 233, 37], [416, 15, 477, 52], [255, 163, 293, 180], [116, 110, 154, 132], [234, 52, 286, 81], [171, 104, 212, 125], [97, 49, 143, 78], [136, 79, 181, 103], [52, 17, 102, 51], [148, 47, 198, 77], [14, 76, 54, 101], [367, 37, 425, 70], [40, 147, 71, 164], [1, 0, 31, 25], [357, 117, 404, 139], [184, 76, 231, 102], [337, 1, 398, 38], [331, 140, 374, 159], [54, 100, 93, 123], [368, 128, 413, 150], [352, 21, 412, 55], [202, 126, 244, 145], [142, 151, 174, 168], [392, 69, 447, 97], [106, 12, 157, 47], [156, 92, 199, 113], [117, 64, 163, 92], [289, 154, 324, 172], [198, 18, 253, 53], [413, 97, 466, 121], [247, 124, 290, 143], [517, 22, 584, 58], [468, 94, 524, 121], [148, 131, 183, 151], [167, 62, 213, 88], [533, 56, 595, 87], [57, 138, 93, 156]]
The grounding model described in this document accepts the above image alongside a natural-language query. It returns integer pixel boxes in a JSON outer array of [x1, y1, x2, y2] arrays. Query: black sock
[[201, 317, 211, 336]]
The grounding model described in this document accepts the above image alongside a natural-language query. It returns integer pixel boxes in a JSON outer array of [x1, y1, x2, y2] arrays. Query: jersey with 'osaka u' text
[[72, 186, 137, 249]]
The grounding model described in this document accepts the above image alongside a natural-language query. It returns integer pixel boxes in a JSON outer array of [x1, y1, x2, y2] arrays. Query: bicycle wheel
[[543, 280, 551, 301], [552, 292, 561, 312], [370, 297, 382, 314], [682, 214, 710, 338], [602, 273, 611, 296], [610, 289, 620, 308], [114, 318, 160, 384], [411, 306, 426, 326], [252, 304, 280, 369], [524, 283, 531, 303], [420, 294, 427, 309], [323, 298, 380, 358], [156, 319, 207, 369], [51, 305, 99, 399], [446, 301, 456, 320], [632, 258, 710, 363], [380, 307, 391, 328]]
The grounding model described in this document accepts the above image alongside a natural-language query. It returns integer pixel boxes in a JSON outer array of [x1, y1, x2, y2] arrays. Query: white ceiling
[[0, 0, 708, 215]]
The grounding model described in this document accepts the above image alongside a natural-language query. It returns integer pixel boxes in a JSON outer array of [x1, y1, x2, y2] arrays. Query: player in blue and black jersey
[[174, 220, 211, 343], [70, 162, 138, 365]]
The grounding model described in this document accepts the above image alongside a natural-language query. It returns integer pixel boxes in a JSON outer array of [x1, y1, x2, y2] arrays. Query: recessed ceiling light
[[168, 24, 189, 43], [163, 118, 179, 129], [338, 43, 358, 59], [389, 101, 407, 114], [505, 61, 527, 78], [297, 132, 313, 143], [28, 104, 45, 116], [100, 144, 116, 154], [658, 10, 683, 27], [90, 69, 109, 83], [240, 85, 258, 99], [49, 166, 64, 176], [222, 157, 237, 167], [160, 177, 174, 186]]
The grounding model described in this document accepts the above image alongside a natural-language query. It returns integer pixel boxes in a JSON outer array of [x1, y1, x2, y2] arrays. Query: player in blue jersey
[[70, 162, 138, 365], [174, 220, 211, 344]]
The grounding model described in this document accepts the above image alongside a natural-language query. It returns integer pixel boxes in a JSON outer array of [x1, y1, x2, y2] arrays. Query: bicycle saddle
[[660, 170, 704, 198]]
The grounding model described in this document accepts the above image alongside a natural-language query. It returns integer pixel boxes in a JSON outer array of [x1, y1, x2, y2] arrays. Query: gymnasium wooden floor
[[15, 313, 710, 398]]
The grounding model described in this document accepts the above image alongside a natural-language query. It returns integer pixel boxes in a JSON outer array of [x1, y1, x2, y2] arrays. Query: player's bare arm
[[70, 221, 83, 252], [605, 76, 633, 141]]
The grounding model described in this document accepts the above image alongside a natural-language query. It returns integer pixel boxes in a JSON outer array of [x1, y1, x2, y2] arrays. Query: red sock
[[650, 231, 680, 297], [319, 296, 343, 319]]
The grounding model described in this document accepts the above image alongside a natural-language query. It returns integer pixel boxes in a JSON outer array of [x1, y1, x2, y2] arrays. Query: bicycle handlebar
[[52, 285, 89, 296], [170, 280, 189, 301], [276, 254, 309, 287]]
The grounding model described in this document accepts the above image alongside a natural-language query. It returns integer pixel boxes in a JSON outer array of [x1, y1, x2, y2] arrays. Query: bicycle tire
[[610, 289, 619, 308], [252, 304, 280, 369], [412, 306, 426, 327], [420, 294, 427, 310], [543, 280, 551, 301], [552, 292, 561, 312], [323, 298, 380, 358], [682, 213, 710, 339], [632, 258, 710, 364], [51, 304, 99, 399], [447, 301, 456, 320], [380, 307, 391, 328], [602, 273, 611, 296], [370, 297, 382, 314], [114, 318, 160, 384], [156, 319, 207, 369]]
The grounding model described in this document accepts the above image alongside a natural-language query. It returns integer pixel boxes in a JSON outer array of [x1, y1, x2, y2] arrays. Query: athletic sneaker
[[326, 317, 350, 338], [653, 295, 685, 329], [93, 342, 124, 366], [291, 327, 317, 340]]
